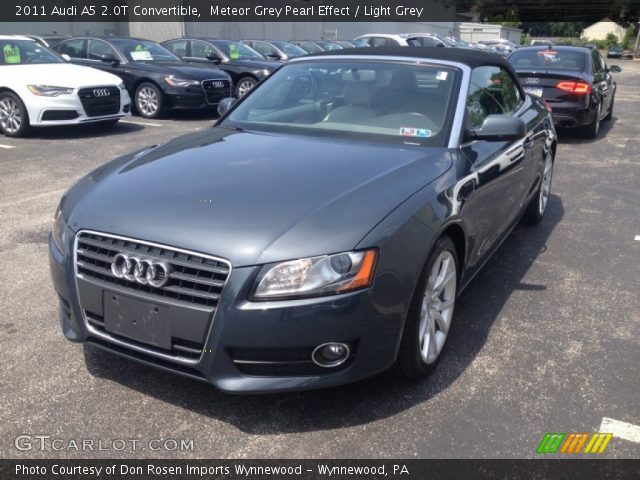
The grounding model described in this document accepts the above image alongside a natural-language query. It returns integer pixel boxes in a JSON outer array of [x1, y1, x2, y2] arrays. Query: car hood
[[129, 61, 229, 80], [5, 63, 122, 87], [65, 129, 452, 267]]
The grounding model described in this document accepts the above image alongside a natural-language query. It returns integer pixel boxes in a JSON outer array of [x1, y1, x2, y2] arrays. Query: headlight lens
[[51, 206, 67, 253], [253, 249, 377, 300], [27, 85, 74, 96], [164, 75, 200, 87]]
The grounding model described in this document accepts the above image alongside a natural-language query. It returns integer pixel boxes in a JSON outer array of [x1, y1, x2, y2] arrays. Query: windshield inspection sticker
[[436, 71, 448, 80], [400, 127, 432, 138]]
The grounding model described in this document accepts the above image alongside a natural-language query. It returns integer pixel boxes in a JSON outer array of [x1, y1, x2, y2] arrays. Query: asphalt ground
[[0, 62, 638, 460]]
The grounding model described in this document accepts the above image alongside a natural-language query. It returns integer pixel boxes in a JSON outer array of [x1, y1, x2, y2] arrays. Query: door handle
[[523, 135, 534, 149]]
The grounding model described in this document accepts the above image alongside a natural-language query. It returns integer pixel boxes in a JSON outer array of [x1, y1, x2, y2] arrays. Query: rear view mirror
[[465, 115, 526, 142], [206, 53, 222, 63], [61, 53, 71, 62], [100, 54, 119, 65], [609, 65, 622, 73], [217, 97, 236, 116]]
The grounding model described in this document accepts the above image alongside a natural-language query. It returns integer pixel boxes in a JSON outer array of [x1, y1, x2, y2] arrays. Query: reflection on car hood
[[67, 129, 453, 266]]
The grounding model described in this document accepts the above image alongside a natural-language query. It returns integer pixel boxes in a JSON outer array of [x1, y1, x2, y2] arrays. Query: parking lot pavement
[[1, 63, 638, 460]]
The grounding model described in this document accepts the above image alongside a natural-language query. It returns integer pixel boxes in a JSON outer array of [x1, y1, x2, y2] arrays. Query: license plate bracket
[[103, 291, 171, 350]]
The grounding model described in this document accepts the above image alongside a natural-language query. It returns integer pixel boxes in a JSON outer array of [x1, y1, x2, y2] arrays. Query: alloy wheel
[[137, 87, 159, 117], [419, 251, 457, 364], [0, 97, 21, 133], [236, 78, 257, 97], [538, 153, 553, 215]]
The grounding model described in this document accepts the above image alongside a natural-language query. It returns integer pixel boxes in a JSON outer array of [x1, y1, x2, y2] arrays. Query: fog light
[[311, 342, 350, 368]]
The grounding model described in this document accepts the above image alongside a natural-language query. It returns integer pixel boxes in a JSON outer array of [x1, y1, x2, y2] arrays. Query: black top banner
[[3, 0, 456, 22], [2, 0, 639, 23]]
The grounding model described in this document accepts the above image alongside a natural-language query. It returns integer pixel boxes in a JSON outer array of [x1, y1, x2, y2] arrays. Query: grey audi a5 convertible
[[49, 48, 556, 393]]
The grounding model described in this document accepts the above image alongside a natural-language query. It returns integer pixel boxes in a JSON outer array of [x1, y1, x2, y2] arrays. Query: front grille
[[228, 345, 356, 377], [78, 86, 120, 117], [75, 232, 231, 309], [201, 79, 231, 105]]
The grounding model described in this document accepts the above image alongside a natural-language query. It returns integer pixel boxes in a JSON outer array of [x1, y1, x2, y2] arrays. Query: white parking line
[[599, 417, 640, 443], [0, 144, 16, 149], [120, 119, 163, 127]]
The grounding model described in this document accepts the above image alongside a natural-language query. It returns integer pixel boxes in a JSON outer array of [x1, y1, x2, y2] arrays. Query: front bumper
[[164, 80, 232, 110], [49, 232, 405, 393], [26, 88, 131, 126]]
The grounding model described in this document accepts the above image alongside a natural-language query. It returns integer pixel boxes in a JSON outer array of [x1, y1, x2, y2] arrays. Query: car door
[[591, 49, 610, 117], [459, 65, 532, 274]]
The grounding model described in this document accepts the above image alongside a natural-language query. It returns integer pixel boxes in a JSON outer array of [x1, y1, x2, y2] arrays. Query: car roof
[[303, 46, 516, 70], [0, 35, 34, 41]]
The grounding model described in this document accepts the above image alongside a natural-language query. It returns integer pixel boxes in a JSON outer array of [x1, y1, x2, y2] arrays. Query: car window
[[509, 49, 585, 71], [58, 39, 85, 59], [466, 66, 522, 128], [0, 39, 63, 65], [408, 36, 441, 47], [251, 41, 279, 58], [223, 61, 459, 147], [592, 50, 605, 73], [352, 38, 370, 47], [369, 37, 396, 47], [164, 40, 188, 58], [109, 39, 180, 62], [212, 41, 264, 60], [87, 39, 118, 61], [271, 41, 307, 57], [191, 40, 216, 59]]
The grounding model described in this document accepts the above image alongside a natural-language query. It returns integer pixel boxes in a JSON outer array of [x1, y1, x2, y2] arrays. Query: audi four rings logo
[[210, 81, 226, 88], [524, 77, 541, 85], [111, 254, 171, 288], [93, 89, 111, 97]]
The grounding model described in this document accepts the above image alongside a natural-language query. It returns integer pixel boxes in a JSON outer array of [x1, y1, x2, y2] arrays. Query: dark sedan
[[49, 48, 556, 393], [162, 38, 279, 97], [53, 37, 231, 118], [509, 46, 620, 138]]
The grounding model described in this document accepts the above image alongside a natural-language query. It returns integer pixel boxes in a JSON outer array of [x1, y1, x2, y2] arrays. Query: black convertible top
[[303, 46, 514, 70]]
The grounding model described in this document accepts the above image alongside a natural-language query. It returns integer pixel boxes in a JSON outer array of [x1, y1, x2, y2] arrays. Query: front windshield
[[271, 41, 307, 57], [223, 61, 458, 147], [299, 42, 323, 53], [110, 39, 180, 62], [318, 42, 343, 51], [212, 40, 264, 60], [0, 39, 63, 65]]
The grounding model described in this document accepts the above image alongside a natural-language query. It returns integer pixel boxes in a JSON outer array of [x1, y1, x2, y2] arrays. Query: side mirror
[[217, 97, 236, 116], [100, 53, 119, 65], [267, 53, 282, 60], [609, 65, 622, 73], [61, 53, 71, 62], [465, 115, 526, 142]]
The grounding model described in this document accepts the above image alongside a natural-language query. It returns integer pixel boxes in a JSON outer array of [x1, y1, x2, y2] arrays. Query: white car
[[0, 35, 131, 137], [352, 33, 452, 48]]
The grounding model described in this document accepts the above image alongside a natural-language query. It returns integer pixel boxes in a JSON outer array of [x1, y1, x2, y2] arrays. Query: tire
[[582, 102, 601, 139], [0, 91, 30, 137], [603, 94, 614, 121], [395, 236, 458, 379], [135, 82, 164, 119], [523, 149, 554, 224], [235, 76, 258, 98]]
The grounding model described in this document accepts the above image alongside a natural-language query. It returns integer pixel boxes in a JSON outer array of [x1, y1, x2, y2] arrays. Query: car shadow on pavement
[[83, 194, 564, 434], [24, 121, 144, 140], [556, 117, 617, 144]]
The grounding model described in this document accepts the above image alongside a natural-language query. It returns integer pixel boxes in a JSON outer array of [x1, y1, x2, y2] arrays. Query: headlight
[[164, 75, 200, 87], [253, 249, 377, 300], [258, 69, 271, 78], [51, 205, 67, 253], [27, 85, 74, 96]]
